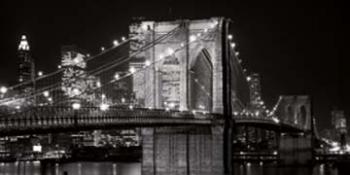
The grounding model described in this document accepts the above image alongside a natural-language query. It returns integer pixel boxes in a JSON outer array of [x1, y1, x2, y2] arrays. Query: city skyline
[[0, 0, 347, 131]]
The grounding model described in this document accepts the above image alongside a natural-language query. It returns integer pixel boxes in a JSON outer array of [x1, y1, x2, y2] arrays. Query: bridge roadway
[[0, 106, 303, 136], [0, 106, 223, 136]]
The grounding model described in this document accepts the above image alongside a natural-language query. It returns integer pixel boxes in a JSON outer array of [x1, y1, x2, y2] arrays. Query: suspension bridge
[[0, 17, 344, 174]]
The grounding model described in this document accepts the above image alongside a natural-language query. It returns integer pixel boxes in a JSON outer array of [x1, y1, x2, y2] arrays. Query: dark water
[[233, 163, 338, 175], [0, 161, 140, 175], [0, 162, 338, 175]]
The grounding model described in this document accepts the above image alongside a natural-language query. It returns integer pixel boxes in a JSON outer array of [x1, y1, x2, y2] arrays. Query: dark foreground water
[[0, 162, 339, 175]]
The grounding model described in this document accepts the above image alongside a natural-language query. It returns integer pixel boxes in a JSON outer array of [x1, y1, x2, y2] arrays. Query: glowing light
[[273, 151, 278, 155], [43, 91, 49, 97], [0, 86, 8, 94], [165, 107, 170, 111], [198, 104, 205, 110], [204, 28, 208, 33], [96, 81, 101, 88], [129, 66, 136, 73], [48, 97, 53, 102], [167, 48, 175, 55], [72, 88, 81, 96], [272, 117, 280, 124], [15, 106, 21, 110], [73, 58, 80, 64], [141, 24, 148, 31], [159, 54, 164, 60], [247, 76, 251, 81], [329, 145, 340, 152], [230, 43, 236, 48], [331, 141, 339, 147], [100, 103, 110, 111], [196, 33, 202, 37], [37, 71, 43, 77], [121, 36, 126, 41], [168, 102, 176, 108], [121, 98, 126, 103], [101, 47, 105, 51], [233, 112, 239, 116], [255, 111, 260, 116], [129, 105, 134, 110], [228, 34, 233, 40], [58, 65, 62, 69], [113, 40, 119, 46], [33, 145, 42, 152], [72, 103, 81, 110], [101, 94, 106, 99], [189, 35, 197, 42], [235, 52, 240, 56], [145, 60, 151, 66], [210, 21, 218, 28], [180, 42, 185, 47], [114, 73, 120, 80]]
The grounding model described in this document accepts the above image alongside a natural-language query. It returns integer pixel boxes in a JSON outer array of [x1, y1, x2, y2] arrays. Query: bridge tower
[[331, 110, 347, 149], [17, 35, 35, 93], [275, 95, 313, 165], [129, 18, 250, 175], [129, 18, 249, 113]]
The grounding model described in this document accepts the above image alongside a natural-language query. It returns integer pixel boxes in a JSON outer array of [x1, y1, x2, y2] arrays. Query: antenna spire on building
[[18, 35, 30, 51]]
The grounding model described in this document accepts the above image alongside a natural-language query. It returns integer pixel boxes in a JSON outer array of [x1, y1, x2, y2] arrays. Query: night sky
[[0, 0, 347, 130]]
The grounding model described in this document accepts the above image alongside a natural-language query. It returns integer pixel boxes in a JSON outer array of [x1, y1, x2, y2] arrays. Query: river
[[0, 161, 339, 175]]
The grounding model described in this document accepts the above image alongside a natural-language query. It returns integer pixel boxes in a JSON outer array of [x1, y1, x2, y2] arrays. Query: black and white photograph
[[0, 0, 347, 174]]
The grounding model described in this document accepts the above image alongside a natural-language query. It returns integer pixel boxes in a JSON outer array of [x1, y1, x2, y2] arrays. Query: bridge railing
[[0, 106, 222, 133]]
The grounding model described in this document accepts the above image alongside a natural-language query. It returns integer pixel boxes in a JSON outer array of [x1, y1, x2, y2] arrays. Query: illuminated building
[[18, 35, 35, 92], [247, 73, 262, 106], [331, 110, 347, 148]]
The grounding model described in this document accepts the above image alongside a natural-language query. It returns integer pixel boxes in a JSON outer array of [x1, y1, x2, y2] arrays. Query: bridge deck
[[0, 106, 307, 136], [0, 107, 224, 136]]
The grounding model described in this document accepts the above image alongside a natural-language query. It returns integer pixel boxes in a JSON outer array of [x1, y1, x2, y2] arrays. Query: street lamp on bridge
[[0, 86, 8, 94]]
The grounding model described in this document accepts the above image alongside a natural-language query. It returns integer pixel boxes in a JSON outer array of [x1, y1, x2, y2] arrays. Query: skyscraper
[[247, 73, 262, 106], [18, 35, 35, 92], [331, 110, 347, 148]]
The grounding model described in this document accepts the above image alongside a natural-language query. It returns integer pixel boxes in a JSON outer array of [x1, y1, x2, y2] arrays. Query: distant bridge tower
[[331, 110, 347, 149], [275, 95, 313, 165], [276, 95, 312, 130], [18, 35, 35, 92]]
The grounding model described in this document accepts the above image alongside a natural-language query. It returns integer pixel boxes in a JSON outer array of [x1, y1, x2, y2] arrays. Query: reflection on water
[[233, 163, 338, 175], [0, 161, 141, 175], [0, 161, 340, 175]]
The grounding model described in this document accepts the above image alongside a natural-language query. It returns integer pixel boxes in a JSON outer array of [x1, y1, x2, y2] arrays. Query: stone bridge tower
[[275, 95, 313, 165], [129, 18, 249, 114], [276, 95, 312, 130], [129, 18, 250, 175]]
